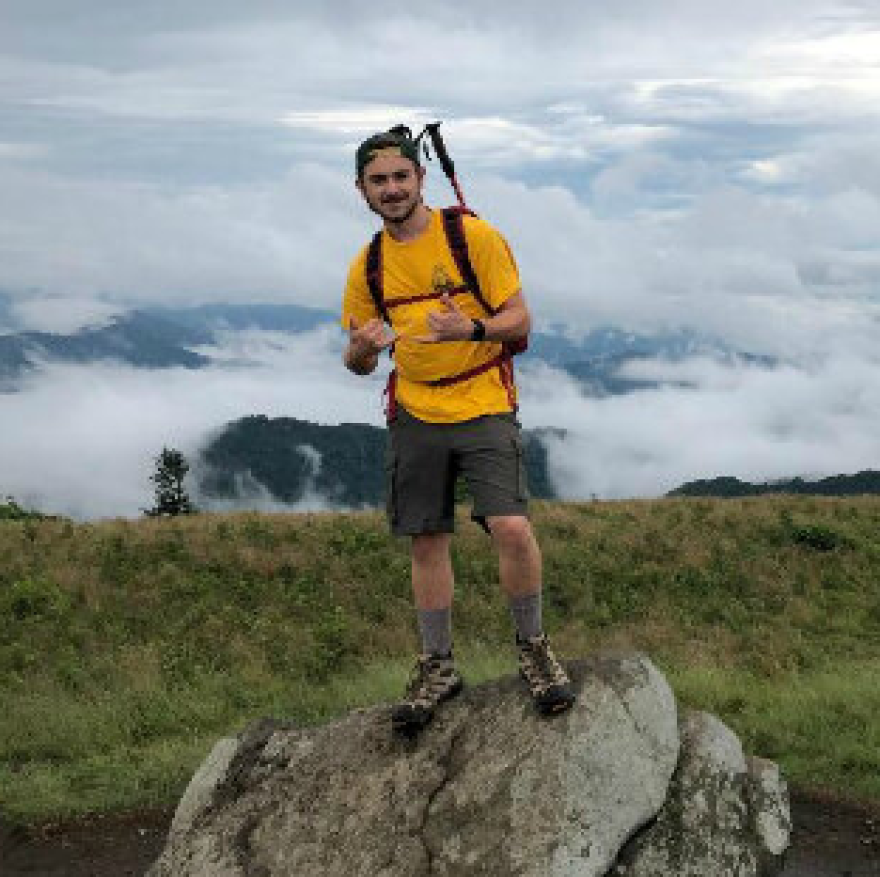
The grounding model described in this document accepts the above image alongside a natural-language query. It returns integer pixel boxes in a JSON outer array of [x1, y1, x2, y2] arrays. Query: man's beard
[[370, 194, 421, 224]]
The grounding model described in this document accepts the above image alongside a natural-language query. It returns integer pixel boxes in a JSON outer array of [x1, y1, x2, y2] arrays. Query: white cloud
[[3, 144, 878, 361], [0, 163, 368, 313], [195, 444, 336, 513], [473, 175, 880, 358], [0, 328, 387, 519], [9, 295, 122, 333], [2, 326, 878, 519], [757, 28, 880, 72], [281, 106, 435, 136], [518, 353, 880, 499], [0, 141, 47, 161]]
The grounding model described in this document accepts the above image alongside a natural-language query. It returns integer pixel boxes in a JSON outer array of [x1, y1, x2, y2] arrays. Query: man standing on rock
[[341, 126, 574, 733]]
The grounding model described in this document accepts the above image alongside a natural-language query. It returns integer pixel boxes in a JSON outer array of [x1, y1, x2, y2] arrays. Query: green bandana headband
[[356, 131, 420, 178]]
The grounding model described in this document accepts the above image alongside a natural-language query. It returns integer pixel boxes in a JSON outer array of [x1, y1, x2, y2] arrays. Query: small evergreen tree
[[1, 495, 37, 520], [145, 447, 196, 516]]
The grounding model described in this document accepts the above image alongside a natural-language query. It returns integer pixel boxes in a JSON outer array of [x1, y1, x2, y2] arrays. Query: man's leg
[[392, 531, 463, 733], [487, 515, 544, 640], [488, 514, 575, 715], [386, 408, 462, 732], [456, 415, 542, 637], [411, 532, 454, 656]]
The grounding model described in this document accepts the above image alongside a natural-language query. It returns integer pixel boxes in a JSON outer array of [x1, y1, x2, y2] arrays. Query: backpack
[[365, 206, 526, 421]]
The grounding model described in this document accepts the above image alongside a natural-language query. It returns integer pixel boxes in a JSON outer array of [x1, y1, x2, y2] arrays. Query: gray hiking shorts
[[386, 405, 529, 536]]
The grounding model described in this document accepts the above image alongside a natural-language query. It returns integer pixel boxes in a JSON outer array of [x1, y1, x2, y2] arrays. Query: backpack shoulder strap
[[441, 207, 495, 316], [442, 207, 528, 358], [365, 231, 389, 323]]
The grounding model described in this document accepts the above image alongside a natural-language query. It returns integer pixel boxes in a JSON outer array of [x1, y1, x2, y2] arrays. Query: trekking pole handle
[[425, 123, 455, 180]]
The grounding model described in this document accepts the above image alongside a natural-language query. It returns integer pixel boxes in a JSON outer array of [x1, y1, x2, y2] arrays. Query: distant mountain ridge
[[0, 310, 212, 385], [0, 300, 775, 395], [197, 414, 555, 509], [668, 471, 880, 497], [148, 302, 336, 334], [544, 327, 777, 396], [0, 303, 341, 384]]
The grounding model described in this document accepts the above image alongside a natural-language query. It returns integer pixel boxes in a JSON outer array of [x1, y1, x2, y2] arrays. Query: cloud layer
[[2, 2, 879, 344], [2, 330, 878, 519]]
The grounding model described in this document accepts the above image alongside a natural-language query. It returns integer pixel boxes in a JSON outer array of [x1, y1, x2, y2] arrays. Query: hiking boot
[[391, 653, 463, 733], [517, 634, 576, 715]]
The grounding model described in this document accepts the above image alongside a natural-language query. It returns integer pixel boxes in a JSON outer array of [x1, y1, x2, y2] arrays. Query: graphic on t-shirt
[[431, 264, 456, 294]]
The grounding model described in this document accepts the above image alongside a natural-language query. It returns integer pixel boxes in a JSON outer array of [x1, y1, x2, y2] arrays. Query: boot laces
[[406, 655, 443, 699], [522, 637, 560, 681]]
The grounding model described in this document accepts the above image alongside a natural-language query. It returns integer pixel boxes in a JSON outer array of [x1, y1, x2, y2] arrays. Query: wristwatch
[[470, 319, 486, 341]]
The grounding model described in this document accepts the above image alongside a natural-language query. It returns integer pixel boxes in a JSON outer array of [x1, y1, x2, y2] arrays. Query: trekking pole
[[423, 122, 468, 210]]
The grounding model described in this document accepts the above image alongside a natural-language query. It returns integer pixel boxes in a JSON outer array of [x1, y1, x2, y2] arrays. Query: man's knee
[[487, 515, 535, 554]]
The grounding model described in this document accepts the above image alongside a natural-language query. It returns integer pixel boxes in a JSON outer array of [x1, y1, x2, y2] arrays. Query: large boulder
[[148, 652, 789, 877], [612, 712, 790, 876]]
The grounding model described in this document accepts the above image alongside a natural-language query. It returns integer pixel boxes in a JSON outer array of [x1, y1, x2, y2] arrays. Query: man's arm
[[417, 291, 531, 343], [479, 291, 530, 342]]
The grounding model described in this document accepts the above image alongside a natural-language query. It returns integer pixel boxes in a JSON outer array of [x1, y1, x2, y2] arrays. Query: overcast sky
[[2, 2, 879, 517]]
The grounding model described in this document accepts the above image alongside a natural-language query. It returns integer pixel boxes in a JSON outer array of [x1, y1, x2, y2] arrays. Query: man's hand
[[344, 317, 395, 374], [414, 294, 475, 343], [350, 317, 395, 354]]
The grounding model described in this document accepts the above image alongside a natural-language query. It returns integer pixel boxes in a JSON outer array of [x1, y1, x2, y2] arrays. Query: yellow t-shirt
[[341, 209, 522, 423]]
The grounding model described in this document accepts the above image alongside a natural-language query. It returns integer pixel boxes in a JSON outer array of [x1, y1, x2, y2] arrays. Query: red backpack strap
[[425, 352, 518, 411], [441, 207, 496, 317], [364, 231, 399, 422], [365, 231, 390, 324], [383, 369, 398, 423], [441, 207, 528, 357]]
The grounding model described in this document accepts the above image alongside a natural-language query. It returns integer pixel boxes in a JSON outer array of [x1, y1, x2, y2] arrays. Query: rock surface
[[148, 652, 789, 876], [612, 711, 790, 876]]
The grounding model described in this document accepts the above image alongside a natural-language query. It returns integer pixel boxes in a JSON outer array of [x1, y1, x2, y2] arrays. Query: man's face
[[357, 149, 424, 224]]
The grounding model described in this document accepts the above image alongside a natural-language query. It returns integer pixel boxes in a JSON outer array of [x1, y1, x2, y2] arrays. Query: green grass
[[1, 496, 879, 822], [668, 660, 880, 800]]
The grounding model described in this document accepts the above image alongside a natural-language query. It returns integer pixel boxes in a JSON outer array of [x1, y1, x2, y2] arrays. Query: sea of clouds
[[2, 325, 878, 520]]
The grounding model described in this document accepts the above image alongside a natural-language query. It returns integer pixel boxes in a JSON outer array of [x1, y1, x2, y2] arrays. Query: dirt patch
[[781, 787, 880, 876], [1, 787, 878, 876], [0, 809, 170, 877]]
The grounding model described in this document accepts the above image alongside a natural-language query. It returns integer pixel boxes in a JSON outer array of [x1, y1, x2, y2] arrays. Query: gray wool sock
[[417, 606, 453, 657], [508, 591, 543, 641]]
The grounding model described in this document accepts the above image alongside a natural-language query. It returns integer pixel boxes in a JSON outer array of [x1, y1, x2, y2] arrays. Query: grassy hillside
[[1, 496, 879, 823]]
